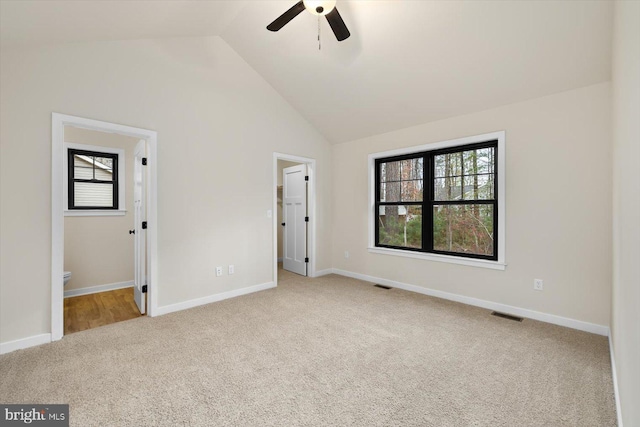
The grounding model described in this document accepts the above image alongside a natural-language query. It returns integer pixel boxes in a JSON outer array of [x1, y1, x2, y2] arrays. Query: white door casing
[[52, 113, 158, 342], [282, 164, 307, 276], [133, 139, 146, 314]]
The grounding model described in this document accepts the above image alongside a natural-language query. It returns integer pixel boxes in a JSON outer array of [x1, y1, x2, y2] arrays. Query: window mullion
[[460, 151, 464, 201], [433, 200, 494, 206], [424, 154, 433, 252]]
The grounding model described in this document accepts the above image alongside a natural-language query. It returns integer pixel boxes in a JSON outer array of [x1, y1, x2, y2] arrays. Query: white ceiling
[[0, 0, 246, 46], [0, 1, 613, 144]]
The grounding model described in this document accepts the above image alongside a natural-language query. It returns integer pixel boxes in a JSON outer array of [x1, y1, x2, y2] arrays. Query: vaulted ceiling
[[0, 0, 613, 143]]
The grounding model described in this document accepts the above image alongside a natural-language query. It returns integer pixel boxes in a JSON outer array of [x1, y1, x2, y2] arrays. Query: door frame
[[272, 153, 316, 284], [51, 113, 158, 341]]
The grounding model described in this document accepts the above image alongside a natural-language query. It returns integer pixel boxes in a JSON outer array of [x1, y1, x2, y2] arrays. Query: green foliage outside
[[433, 205, 493, 255], [379, 214, 422, 248], [379, 206, 493, 255]]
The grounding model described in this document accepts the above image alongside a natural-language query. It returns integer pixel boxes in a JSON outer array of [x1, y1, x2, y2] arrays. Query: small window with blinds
[[68, 149, 119, 209]]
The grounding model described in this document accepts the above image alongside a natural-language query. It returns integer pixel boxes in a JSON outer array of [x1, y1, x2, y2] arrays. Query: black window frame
[[68, 148, 119, 210], [374, 140, 498, 261]]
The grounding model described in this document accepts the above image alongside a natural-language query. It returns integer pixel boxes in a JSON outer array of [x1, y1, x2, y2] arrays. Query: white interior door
[[133, 140, 146, 314], [283, 164, 307, 276]]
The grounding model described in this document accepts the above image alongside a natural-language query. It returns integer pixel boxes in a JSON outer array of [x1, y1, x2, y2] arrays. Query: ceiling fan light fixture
[[303, 0, 336, 16]]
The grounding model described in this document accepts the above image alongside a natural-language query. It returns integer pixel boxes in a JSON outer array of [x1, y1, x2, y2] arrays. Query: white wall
[[63, 127, 137, 292], [611, 1, 640, 425], [0, 36, 332, 344], [332, 82, 612, 328]]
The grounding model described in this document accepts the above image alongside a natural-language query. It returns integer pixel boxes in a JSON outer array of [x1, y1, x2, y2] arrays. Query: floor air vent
[[374, 284, 392, 290], [491, 311, 523, 322]]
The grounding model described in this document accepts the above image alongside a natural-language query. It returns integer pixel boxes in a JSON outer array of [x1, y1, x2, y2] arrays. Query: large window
[[371, 132, 505, 268], [67, 148, 119, 210]]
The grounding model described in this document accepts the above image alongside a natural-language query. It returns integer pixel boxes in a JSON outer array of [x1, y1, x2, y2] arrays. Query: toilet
[[63, 271, 72, 287]]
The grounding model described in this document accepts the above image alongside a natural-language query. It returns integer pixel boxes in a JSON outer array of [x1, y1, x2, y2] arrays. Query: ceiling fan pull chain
[[318, 16, 321, 50]]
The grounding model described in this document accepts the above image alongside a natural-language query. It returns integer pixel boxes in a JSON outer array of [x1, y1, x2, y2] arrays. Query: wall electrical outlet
[[344, 251, 350, 259], [534, 279, 544, 291], [216, 266, 223, 277], [228, 265, 235, 275]]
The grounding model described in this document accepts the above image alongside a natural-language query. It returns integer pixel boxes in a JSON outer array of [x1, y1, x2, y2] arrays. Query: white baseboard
[[608, 330, 624, 427], [332, 268, 609, 336], [0, 333, 51, 355], [156, 281, 276, 316], [312, 268, 333, 277], [64, 280, 134, 298]]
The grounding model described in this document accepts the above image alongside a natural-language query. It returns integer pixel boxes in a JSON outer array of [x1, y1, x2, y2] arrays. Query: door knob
[[129, 229, 135, 234]]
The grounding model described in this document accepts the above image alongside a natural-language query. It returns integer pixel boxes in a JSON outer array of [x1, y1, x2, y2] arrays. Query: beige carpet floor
[[0, 269, 616, 426]]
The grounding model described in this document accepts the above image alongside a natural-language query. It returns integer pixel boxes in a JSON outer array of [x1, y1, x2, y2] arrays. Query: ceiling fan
[[267, 0, 351, 42]]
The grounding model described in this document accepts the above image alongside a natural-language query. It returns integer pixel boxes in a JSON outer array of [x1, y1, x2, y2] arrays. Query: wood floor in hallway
[[64, 287, 142, 335]]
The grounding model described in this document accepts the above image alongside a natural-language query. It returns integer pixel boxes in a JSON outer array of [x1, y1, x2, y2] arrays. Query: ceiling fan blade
[[267, 1, 306, 32], [325, 8, 350, 41]]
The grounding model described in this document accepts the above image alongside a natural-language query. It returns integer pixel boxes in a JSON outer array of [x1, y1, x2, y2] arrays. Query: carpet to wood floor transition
[[0, 269, 616, 426]]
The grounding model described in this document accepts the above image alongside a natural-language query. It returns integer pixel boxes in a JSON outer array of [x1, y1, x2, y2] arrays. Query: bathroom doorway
[[51, 113, 158, 341], [62, 126, 142, 334]]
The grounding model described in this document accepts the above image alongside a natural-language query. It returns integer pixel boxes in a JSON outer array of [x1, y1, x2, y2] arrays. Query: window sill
[[367, 247, 506, 270], [64, 210, 127, 217]]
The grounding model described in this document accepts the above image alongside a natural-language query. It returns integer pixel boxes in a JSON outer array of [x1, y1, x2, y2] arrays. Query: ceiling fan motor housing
[[303, 0, 337, 16]]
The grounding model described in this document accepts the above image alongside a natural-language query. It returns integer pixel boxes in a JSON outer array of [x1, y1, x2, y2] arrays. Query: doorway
[[51, 113, 158, 341], [62, 126, 144, 334], [272, 153, 317, 285], [279, 162, 307, 275]]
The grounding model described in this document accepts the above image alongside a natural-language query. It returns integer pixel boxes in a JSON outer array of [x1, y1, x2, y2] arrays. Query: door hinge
[[304, 175, 309, 181], [305, 216, 309, 222], [305, 257, 309, 263], [281, 222, 285, 226], [142, 285, 147, 293], [142, 158, 148, 166], [142, 221, 147, 229]]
